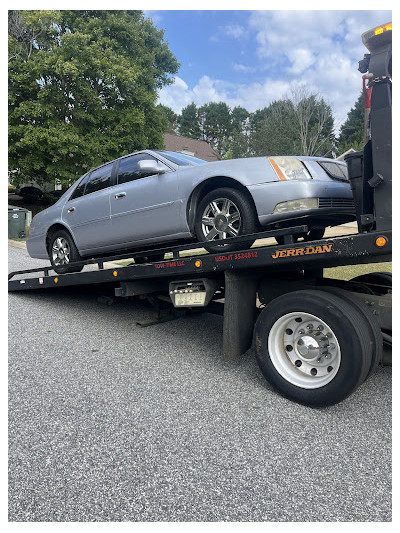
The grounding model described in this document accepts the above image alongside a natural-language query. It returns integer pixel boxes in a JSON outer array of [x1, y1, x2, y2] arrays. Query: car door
[[62, 162, 114, 253], [110, 153, 181, 246]]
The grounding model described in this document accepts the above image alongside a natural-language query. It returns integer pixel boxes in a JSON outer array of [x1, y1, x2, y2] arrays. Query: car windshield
[[157, 151, 206, 166]]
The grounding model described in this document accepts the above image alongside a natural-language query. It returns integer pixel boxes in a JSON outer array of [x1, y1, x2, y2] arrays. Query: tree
[[249, 100, 300, 156], [198, 102, 232, 157], [336, 93, 365, 154], [177, 102, 201, 139], [8, 10, 179, 188], [229, 106, 250, 158], [157, 104, 178, 134], [249, 87, 336, 158], [289, 86, 335, 157]]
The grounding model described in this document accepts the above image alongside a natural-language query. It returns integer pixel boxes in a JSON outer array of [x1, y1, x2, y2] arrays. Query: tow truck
[[8, 22, 392, 407]]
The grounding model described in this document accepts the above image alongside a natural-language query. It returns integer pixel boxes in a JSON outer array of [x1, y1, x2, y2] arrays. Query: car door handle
[[67, 207, 75, 213], [115, 192, 126, 199]]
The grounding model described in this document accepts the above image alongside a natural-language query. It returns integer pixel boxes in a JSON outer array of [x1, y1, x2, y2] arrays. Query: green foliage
[[177, 103, 202, 139], [8, 10, 179, 187], [337, 93, 365, 154], [249, 91, 336, 158], [198, 102, 233, 157], [249, 100, 301, 156], [157, 104, 178, 134]]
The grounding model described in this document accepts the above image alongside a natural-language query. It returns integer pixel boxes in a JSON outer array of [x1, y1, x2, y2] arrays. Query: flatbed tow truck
[[8, 23, 392, 407]]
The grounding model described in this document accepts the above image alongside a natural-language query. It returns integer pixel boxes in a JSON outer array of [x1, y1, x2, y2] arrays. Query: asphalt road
[[8, 245, 392, 522]]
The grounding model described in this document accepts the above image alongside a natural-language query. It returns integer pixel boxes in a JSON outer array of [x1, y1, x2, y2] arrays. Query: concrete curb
[[8, 239, 27, 250]]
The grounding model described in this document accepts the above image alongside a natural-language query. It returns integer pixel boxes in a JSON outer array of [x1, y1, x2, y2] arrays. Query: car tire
[[275, 227, 325, 245], [254, 289, 373, 407], [48, 229, 84, 274], [194, 188, 258, 253]]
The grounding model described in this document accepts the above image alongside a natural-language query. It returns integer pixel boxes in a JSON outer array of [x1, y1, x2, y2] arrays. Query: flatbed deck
[[8, 226, 392, 292]]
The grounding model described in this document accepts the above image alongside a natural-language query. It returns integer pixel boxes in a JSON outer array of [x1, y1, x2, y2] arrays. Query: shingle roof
[[163, 133, 220, 162]]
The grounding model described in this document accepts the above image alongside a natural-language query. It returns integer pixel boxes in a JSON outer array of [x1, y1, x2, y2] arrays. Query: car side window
[[69, 174, 90, 200], [117, 154, 169, 185], [84, 163, 113, 195]]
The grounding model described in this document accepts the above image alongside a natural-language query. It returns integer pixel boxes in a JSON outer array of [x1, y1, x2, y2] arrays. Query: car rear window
[[318, 161, 349, 181]]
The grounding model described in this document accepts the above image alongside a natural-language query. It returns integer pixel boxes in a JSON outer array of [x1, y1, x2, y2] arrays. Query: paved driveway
[[8, 244, 391, 521]]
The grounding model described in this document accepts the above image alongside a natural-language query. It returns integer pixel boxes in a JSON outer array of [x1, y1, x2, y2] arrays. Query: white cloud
[[286, 48, 315, 75], [233, 64, 256, 73], [158, 75, 291, 114], [222, 24, 247, 39]]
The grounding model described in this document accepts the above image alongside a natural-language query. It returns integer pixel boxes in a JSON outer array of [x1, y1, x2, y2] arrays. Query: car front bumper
[[247, 180, 355, 227]]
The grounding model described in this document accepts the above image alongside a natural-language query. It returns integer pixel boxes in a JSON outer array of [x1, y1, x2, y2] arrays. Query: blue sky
[[145, 9, 392, 129]]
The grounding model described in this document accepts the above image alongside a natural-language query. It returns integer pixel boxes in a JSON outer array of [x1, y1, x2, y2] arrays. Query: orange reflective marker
[[113, 270, 118, 277], [195, 260, 202, 268], [375, 236, 387, 247], [54, 277, 58, 283]]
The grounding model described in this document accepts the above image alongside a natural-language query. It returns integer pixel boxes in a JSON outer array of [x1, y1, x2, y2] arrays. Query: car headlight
[[273, 198, 318, 214], [269, 157, 312, 180]]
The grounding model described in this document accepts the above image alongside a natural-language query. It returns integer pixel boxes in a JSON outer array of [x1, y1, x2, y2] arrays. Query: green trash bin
[[8, 205, 30, 239]]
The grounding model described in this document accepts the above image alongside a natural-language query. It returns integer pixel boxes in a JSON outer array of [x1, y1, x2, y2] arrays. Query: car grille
[[318, 197, 355, 209]]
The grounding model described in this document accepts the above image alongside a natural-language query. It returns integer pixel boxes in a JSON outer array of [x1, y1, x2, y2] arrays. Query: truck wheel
[[195, 188, 257, 252], [254, 289, 373, 407], [318, 286, 382, 378], [48, 229, 83, 274]]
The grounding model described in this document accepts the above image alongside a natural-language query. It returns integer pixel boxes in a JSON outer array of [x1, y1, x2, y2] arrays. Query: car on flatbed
[[27, 150, 355, 273]]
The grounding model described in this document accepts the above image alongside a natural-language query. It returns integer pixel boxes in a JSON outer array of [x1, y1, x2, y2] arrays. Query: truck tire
[[318, 286, 382, 378], [195, 188, 257, 253], [254, 289, 373, 407]]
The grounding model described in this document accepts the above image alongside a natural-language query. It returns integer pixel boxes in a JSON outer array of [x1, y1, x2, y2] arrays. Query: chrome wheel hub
[[268, 312, 341, 389], [201, 198, 241, 241], [52, 237, 70, 266]]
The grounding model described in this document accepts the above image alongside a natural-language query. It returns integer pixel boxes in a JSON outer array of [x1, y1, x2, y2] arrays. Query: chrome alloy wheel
[[268, 312, 341, 389], [201, 197, 242, 241], [52, 237, 71, 266]]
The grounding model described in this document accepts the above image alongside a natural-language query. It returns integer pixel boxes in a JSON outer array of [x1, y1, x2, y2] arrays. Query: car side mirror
[[137, 159, 167, 176]]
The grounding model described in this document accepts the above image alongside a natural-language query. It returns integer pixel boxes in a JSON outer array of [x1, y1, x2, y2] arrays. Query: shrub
[[19, 186, 44, 203]]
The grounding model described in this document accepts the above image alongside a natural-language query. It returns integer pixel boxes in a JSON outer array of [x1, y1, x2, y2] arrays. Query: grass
[[324, 261, 392, 281]]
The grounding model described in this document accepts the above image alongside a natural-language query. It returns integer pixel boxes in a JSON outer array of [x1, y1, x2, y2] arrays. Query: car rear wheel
[[48, 229, 83, 274], [194, 188, 258, 253]]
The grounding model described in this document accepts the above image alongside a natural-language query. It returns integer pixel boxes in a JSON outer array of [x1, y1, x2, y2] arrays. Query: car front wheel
[[194, 188, 258, 253]]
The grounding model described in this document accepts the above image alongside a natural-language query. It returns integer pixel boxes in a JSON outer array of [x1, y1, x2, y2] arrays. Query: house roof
[[163, 133, 220, 162]]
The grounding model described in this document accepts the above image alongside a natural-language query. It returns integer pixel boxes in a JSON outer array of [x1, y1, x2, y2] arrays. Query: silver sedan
[[27, 150, 355, 273]]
